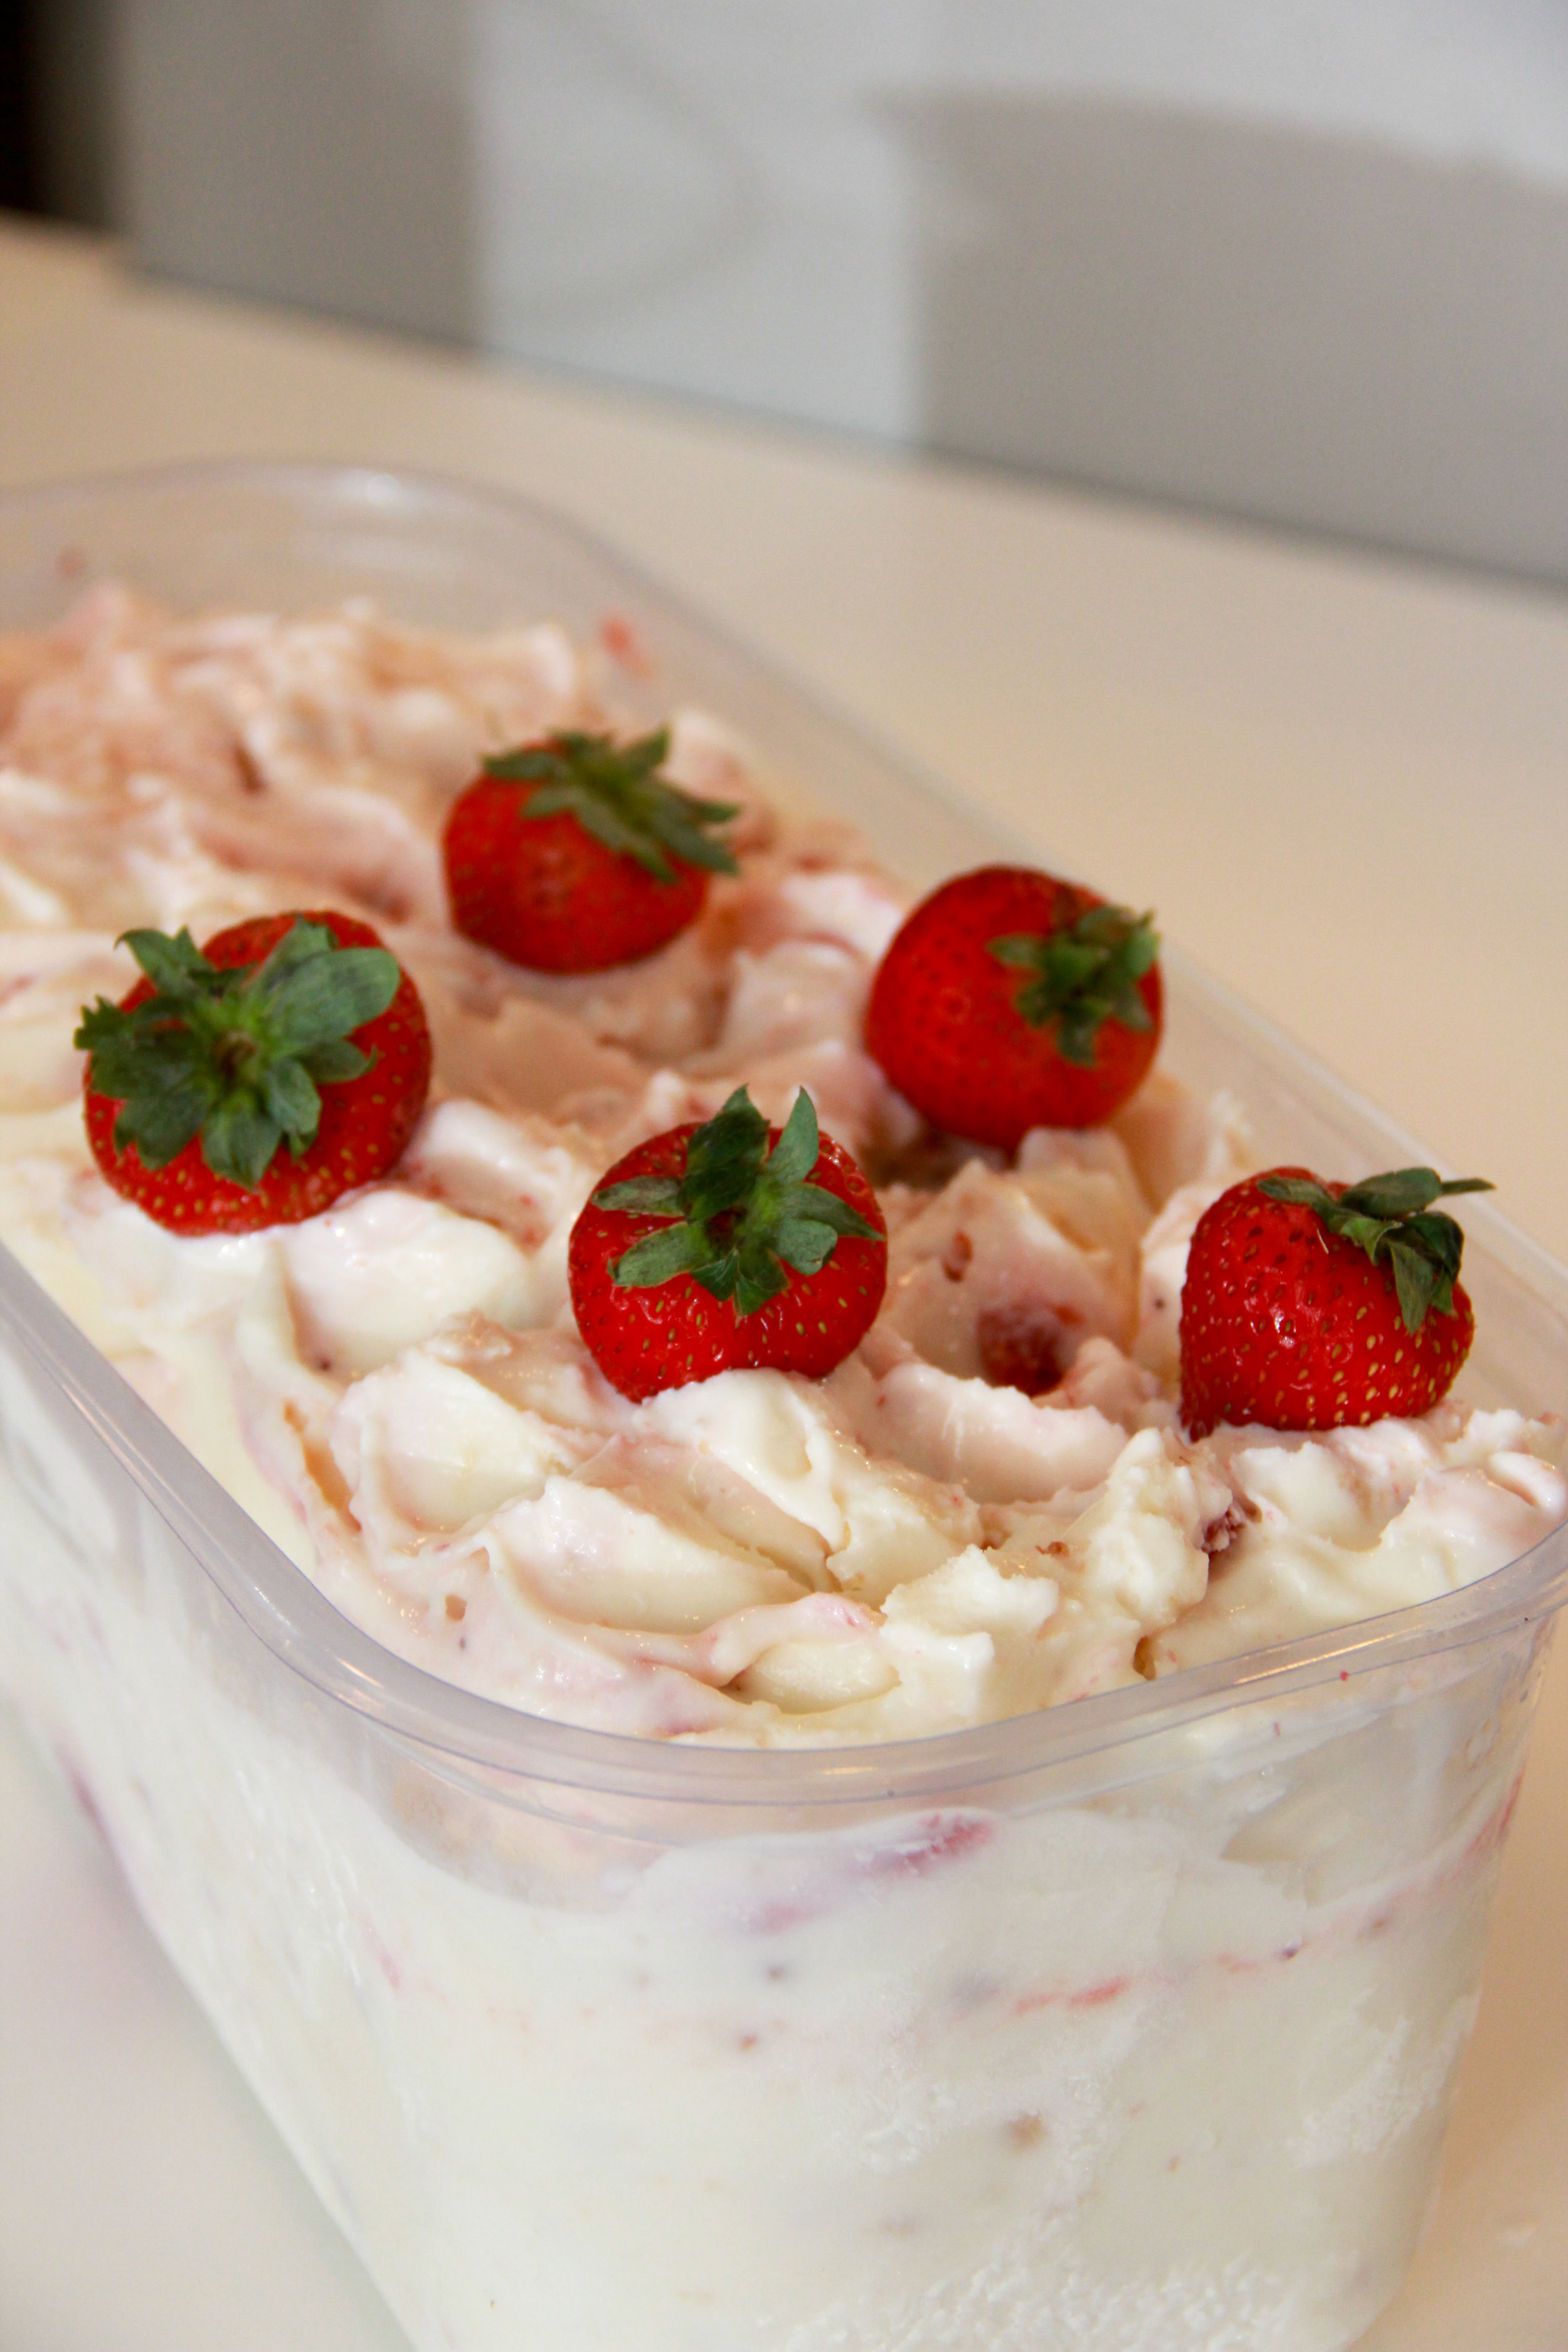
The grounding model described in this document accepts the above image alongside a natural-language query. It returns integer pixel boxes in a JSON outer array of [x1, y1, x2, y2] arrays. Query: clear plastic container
[[1, 465, 1564, 2352]]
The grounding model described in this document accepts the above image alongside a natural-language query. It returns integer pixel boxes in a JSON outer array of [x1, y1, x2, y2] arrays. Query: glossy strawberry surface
[[443, 772, 709, 973], [864, 866, 1162, 1148], [83, 909, 431, 1234], [1180, 1167, 1476, 1436], [569, 1111, 887, 1402]]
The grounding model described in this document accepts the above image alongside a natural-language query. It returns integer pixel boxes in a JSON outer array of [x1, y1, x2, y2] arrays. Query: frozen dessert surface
[[1, 585, 1562, 1743]]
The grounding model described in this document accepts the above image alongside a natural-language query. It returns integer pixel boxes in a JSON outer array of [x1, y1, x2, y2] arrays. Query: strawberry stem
[[1257, 1167, 1493, 1333], [989, 900, 1158, 1066], [484, 729, 740, 884], [76, 919, 401, 1190], [593, 1087, 880, 1316]]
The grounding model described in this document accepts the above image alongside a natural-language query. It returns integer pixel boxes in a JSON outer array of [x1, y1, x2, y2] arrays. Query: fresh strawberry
[[568, 1087, 887, 1401], [443, 728, 739, 973], [77, 910, 432, 1234], [864, 866, 1161, 1148], [1179, 1165, 1493, 1436]]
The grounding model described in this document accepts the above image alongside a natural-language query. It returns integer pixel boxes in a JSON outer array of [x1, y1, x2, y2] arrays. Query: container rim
[[3, 458, 1567, 1811]]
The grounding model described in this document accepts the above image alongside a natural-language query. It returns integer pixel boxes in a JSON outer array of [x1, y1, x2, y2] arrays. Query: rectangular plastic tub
[[1, 465, 1565, 2352]]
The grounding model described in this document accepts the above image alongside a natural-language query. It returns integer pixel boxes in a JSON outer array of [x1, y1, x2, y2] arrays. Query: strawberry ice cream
[[0, 584, 1557, 1744]]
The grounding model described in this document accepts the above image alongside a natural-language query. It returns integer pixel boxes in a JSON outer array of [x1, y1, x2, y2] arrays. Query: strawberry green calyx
[[988, 902, 1159, 1066], [76, 919, 401, 1189], [1258, 1167, 1494, 1335], [593, 1087, 881, 1316], [484, 729, 740, 885]]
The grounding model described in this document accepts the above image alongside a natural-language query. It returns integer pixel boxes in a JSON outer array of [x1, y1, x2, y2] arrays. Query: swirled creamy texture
[[0, 587, 1562, 1744]]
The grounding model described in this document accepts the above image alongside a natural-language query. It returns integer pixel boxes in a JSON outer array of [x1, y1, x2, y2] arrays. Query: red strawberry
[[78, 909, 432, 1234], [443, 728, 739, 973], [864, 866, 1161, 1149], [1180, 1165, 1492, 1436], [568, 1088, 887, 1401]]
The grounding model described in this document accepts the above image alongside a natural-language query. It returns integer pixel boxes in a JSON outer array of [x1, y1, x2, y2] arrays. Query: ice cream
[[0, 569, 1563, 2352], [0, 582, 1559, 1745]]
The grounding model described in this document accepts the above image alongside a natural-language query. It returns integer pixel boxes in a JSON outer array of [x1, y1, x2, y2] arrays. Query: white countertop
[[1, 213, 1565, 2351]]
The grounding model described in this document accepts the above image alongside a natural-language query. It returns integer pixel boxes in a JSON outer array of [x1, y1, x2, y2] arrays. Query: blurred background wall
[[9, 0, 1568, 581]]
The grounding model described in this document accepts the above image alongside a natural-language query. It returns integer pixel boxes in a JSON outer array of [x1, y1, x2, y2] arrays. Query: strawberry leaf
[[1256, 1174, 1337, 1212], [593, 1173, 684, 1215], [120, 926, 218, 1002], [676, 1089, 772, 1221], [778, 1181, 877, 1236], [1336, 1168, 1491, 1217], [300, 1037, 374, 1085], [260, 1059, 322, 1138], [612, 1222, 713, 1287], [761, 1089, 819, 1185], [1258, 1165, 1492, 1332], [203, 1095, 285, 1190], [78, 918, 402, 1192], [484, 728, 740, 884], [260, 960, 398, 1053], [691, 1250, 741, 1303], [1384, 1239, 1433, 1330], [1401, 1210, 1465, 1281], [596, 1086, 881, 1319], [733, 1241, 789, 1315], [989, 902, 1158, 1067], [243, 918, 331, 985], [111, 1068, 213, 1170], [771, 1216, 839, 1276]]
